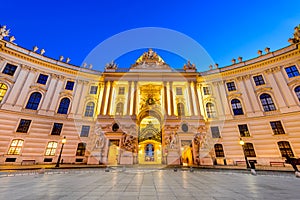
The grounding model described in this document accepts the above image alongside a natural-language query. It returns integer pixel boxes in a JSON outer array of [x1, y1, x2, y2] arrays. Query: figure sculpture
[[0, 25, 10, 39]]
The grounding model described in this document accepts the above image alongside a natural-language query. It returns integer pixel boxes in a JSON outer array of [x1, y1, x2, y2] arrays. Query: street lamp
[[55, 136, 66, 168], [239, 138, 250, 169]]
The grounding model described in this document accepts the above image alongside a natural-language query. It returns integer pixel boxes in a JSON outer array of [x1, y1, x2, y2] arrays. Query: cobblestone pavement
[[0, 168, 299, 200]]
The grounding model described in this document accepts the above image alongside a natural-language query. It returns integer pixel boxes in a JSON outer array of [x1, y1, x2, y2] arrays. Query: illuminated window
[[214, 144, 225, 157], [37, 74, 48, 85], [8, 139, 24, 155], [231, 99, 244, 115], [260, 93, 276, 111], [206, 103, 216, 118], [76, 143, 86, 156], [45, 141, 58, 156], [278, 141, 294, 157], [211, 126, 220, 138], [51, 123, 63, 135], [270, 121, 285, 135], [226, 82, 236, 91], [2, 63, 17, 76], [16, 119, 32, 133], [80, 126, 90, 137], [90, 86, 98, 94], [177, 103, 185, 116], [253, 75, 265, 86], [115, 102, 124, 115], [0, 83, 8, 103], [243, 143, 256, 157], [84, 102, 95, 117], [285, 65, 299, 78], [25, 92, 42, 110], [176, 87, 183, 95], [57, 97, 70, 114], [295, 86, 300, 102], [118, 87, 125, 95], [238, 124, 250, 137], [203, 86, 211, 95], [65, 81, 74, 90]]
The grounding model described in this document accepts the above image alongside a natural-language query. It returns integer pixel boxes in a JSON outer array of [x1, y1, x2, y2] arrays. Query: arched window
[[206, 103, 216, 118], [177, 103, 185, 116], [214, 144, 225, 157], [278, 141, 294, 157], [243, 143, 256, 157], [8, 139, 24, 155], [84, 102, 95, 117], [25, 92, 42, 110], [295, 86, 300, 102], [76, 143, 86, 156], [57, 97, 70, 114], [115, 102, 124, 115], [0, 83, 8, 103], [259, 93, 276, 112], [231, 99, 244, 115], [45, 141, 58, 156]]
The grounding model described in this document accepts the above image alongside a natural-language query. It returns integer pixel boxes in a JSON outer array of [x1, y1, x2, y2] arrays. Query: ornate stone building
[[0, 25, 300, 167]]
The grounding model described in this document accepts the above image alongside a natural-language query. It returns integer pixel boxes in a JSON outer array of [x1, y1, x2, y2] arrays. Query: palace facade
[[0, 25, 300, 167]]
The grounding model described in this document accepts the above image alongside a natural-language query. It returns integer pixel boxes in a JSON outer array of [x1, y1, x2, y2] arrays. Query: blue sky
[[2, 0, 300, 71]]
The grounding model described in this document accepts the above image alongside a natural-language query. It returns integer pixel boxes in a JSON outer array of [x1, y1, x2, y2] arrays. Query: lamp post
[[55, 136, 66, 168], [239, 138, 250, 169]]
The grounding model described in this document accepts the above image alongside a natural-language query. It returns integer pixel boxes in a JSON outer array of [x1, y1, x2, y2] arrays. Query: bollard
[[105, 167, 110, 172], [189, 167, 194, 172], [248, 160, 257, 176], [174, 167, 178, 172]]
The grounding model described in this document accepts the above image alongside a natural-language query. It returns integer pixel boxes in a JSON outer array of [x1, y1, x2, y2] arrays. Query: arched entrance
[[138, 115, 162, 164]]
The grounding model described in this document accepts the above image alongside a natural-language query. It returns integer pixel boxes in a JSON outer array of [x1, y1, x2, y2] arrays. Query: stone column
[[48, 75, 65, 114], [69, 80, 84, 117], [169, 82, 174, 116], [188, 82, 195, 116], [132, 81, 138, 115], [76, 81, 89, 116], [244, 76, 263, 115], [106, 81, 114, 115], [163, 82, 168, 115], [236, 76, 254, 116], [39, 74, 59, 115], [126, 81, 132, 115], [100, 81, 108, 115], [193, 81, 201, 116], [196, 83, 206, 117]]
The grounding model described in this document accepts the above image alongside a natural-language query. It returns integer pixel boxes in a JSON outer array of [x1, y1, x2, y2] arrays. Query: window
[[80, 125, 90, 137], [2, 63, 17, 76], [84, 102, 95, 117], [278, 141, 294, 157], [25, 92, 42, 110], [16, 119, 32, 133], [176, 87, 183, 95], [295, 86, 300, 102], [211, 126, 220, 138], [7, 139, 24, 155], [203, 86, 211, 95], [51, 123, 63, 135], [177, 103, 185, 116], [65, 81, 75, 90], [45, 141, 58, 156], [76, 143, 86, 156], [270, 121, 285, 135], [37, 74, 48, 85], [231, 99, 244, 115], [118, 87, 125, 95], [206, 103, 216, 118], [253, 75, 265, 86], [112, 123, 119, 132], [115, 102, 124, 115], [57, 97, 70, 114], [181, 123, 188, 132], [238, 124, 250, 137], [260, 93, 276, 111], [226, 82, 236, 91], [0, 83, 8, 103], [285, 65, 300, 78], [214, 144, 225, 157], [90, 86, 98, 94], [243, 143, 256, 157]]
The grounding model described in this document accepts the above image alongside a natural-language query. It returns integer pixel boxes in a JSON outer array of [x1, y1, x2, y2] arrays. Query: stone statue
[[183, 60, 196, 71], [288, 25, 300, 44], [194, 133, 205, 148], [122, 133, 136, 152], [105, 61, 117, 70], [0, 25, 10, 40], [94, 128, 105, 149], [165, 131, 177, 149]]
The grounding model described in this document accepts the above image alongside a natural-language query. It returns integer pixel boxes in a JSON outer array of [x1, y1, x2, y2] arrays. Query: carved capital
[[21, 64, 32, 71]]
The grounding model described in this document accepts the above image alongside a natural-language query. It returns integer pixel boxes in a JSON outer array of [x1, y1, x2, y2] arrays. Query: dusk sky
[[2, 0, 300, 71]]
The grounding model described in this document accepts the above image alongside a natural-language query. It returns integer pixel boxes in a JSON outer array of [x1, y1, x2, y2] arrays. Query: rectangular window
[[176, 87, 183, 95], [118, 87, 125, 95], [2, 63, 17, 76], [16, 119, 32, 133], [285, 65, 300, 78], [203, 86, 211, 95], [80, 125, 90, 137], [65, 81, 75, 90], [238, 124, 250, 137], [226, 82, 236, 91], [37, 74, 48, 85], [214, 144, 225, 157], [90, 86, 98, 94], [76, 143, 86, 156], [253, 75, 265, 86], [45, 142, 58, 156], [51, 123, 63, 135], [8, 139, 24, 155], [270, 121, 285, 135], [211, 126, 221, 138]]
